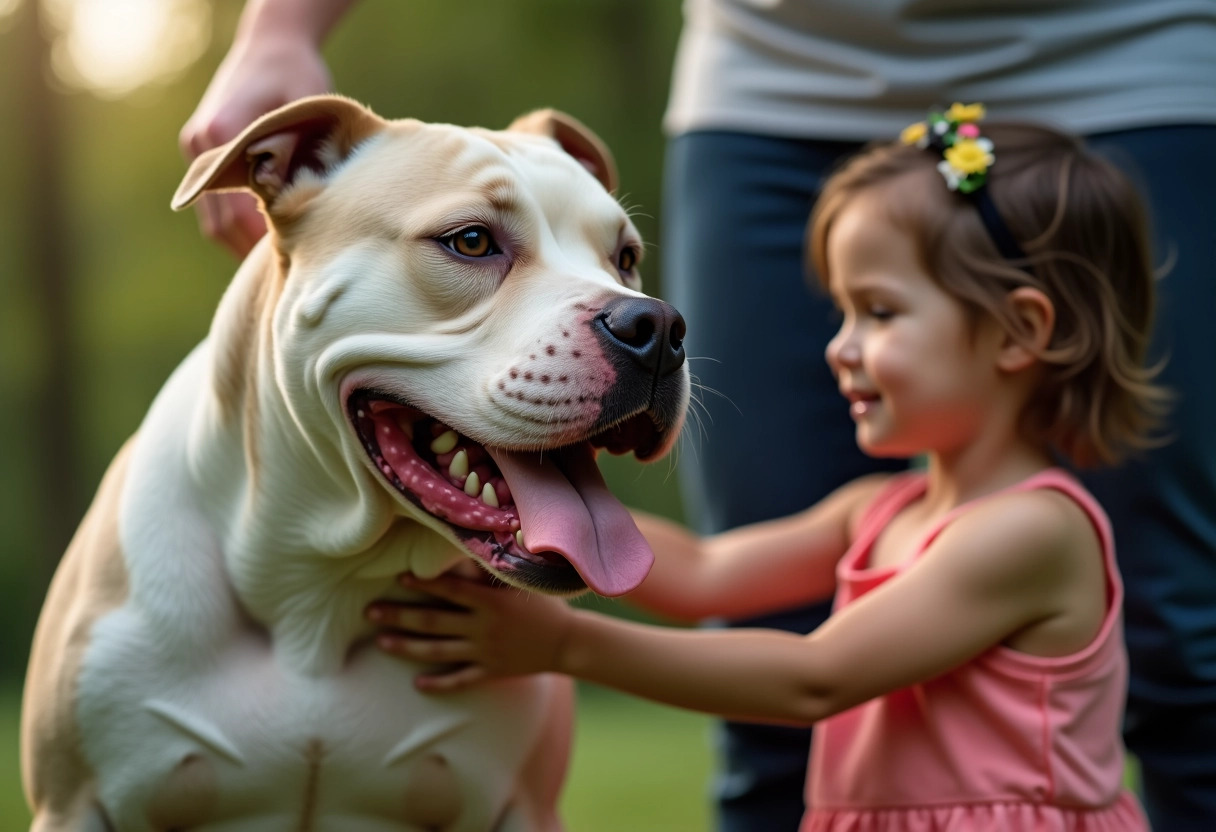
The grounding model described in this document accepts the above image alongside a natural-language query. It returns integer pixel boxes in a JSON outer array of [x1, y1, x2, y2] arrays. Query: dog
[[21, 95, 689, 831]]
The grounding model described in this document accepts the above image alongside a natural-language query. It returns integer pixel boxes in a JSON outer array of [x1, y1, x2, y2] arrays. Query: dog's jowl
[[21, 96, 689, 831]]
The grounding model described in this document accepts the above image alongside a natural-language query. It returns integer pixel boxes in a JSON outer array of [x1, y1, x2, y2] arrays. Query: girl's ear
[[997, 287, 1055, 373]]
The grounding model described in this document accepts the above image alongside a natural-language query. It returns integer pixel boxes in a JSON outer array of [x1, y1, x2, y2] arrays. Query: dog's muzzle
[[347, 296, 689, 598], [588, 297, 687, 458]]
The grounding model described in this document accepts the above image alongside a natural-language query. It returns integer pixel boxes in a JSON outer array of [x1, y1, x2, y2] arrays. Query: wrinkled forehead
[[314, 120, 633, 238]]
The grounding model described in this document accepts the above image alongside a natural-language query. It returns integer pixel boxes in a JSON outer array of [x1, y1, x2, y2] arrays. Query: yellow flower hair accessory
[[901, 102, 994, 194], [945, 102, 986, 123], [900, 121, 929, 148], [900, 103, 1030, 267]]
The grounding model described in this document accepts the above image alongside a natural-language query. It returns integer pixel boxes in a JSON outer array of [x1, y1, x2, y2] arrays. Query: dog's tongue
[[486, 445, 653, 597]]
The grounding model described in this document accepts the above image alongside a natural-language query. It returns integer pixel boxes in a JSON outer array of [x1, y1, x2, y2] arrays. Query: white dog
[[21, 95, 689, 831]]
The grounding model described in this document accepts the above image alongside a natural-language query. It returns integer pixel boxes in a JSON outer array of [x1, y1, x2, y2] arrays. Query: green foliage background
[[0, 0, 716, 826]]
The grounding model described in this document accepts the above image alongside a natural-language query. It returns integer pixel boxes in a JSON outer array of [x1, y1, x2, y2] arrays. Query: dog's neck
[[185, 242, 460, 675]]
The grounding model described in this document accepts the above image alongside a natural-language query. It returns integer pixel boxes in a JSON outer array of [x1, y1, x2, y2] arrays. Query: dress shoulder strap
[[854, 472, 928, 539], [912, 468, 1114, 562]]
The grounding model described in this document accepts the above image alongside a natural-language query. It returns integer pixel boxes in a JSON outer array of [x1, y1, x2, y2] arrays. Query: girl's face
[[824, 191, 1006, 459]]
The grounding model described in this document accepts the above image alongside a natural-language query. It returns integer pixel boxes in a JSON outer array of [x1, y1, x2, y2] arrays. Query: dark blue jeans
[[661, 132, 905, 831], [661, 126, 1216, 832], [1082, 126, 1216, 831]]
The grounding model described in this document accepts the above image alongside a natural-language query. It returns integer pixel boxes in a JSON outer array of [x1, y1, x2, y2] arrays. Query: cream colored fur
[[21, 96, 687, 831]]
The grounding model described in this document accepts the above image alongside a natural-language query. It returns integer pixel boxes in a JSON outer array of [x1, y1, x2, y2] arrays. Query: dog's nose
[[595, 297, 686, 377]]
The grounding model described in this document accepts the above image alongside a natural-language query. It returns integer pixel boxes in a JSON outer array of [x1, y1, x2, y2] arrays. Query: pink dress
[[803, 469, 1149, 831]]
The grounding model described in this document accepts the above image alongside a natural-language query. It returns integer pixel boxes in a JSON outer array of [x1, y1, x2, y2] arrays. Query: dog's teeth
[[480, 483, 499, 508], [430, 430, 458, 455], [464, 471, 481, 497], [449, 449, 469, 479], [515, 530, 527, 550]]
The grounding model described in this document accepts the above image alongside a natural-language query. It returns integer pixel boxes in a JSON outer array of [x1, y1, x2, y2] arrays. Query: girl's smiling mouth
[[843, 389, 881, 418]]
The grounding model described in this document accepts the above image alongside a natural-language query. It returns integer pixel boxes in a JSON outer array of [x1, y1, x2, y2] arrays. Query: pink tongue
[[486, 445, 653, 597]]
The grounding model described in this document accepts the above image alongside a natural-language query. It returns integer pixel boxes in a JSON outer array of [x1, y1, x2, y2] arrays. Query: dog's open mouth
[[348, 391, 656, 596]]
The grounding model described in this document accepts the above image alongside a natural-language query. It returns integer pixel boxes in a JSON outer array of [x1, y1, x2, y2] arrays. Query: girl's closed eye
[[865, 302, 895, 320]]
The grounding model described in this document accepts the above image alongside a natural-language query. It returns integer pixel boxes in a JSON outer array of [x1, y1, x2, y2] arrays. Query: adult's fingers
[[181, 108, 252, 159], [195, 193, 265, 259]]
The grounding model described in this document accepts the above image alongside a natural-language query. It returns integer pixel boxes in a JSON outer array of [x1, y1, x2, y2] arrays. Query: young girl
[[367, 108, 1164, 830]]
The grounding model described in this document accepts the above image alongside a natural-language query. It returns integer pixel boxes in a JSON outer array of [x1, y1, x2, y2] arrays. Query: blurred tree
[[3, 0, 79, 669]]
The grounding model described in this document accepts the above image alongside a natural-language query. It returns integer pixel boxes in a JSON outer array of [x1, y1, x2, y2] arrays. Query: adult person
[[182, 1, 1216, 829], [661, 4, 1216, 831]]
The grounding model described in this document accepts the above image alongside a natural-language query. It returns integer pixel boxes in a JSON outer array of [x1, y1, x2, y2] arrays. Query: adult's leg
[[661, 131, 908, 832], [1083, 125, 1216, 829]]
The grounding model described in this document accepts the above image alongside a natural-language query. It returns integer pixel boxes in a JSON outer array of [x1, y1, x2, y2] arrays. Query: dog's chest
[[77, 617, 569, 830]]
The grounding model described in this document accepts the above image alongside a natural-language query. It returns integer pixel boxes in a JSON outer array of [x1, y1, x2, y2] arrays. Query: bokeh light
[[44, 0, 211, 97]]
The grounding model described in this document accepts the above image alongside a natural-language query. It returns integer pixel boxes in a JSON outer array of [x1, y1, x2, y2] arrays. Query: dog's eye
[[445, 226, 499, 258], [617, 246, 639, 272]]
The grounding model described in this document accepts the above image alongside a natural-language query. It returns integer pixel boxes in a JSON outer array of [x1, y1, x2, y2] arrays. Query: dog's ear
[[171, 95, 384, 214], [507, 109, 619, 194]]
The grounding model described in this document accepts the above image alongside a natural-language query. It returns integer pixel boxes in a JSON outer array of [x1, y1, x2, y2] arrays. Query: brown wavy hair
[[807, 122, 1169, 467]]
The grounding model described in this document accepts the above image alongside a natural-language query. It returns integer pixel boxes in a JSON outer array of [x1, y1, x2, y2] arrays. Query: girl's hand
[[366, 574, 577, 692]]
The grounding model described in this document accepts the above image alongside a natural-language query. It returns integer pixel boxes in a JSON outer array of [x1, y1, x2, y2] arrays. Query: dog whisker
[[675, 426, 704, 468], [617, 194, 653, 223], [683, 383, 711, 440], [687, 374, 739, 417]]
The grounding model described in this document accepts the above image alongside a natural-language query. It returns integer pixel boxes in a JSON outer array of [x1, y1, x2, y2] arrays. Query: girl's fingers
[[398, 573, 488, 608], [377, 634, 474, 664], [415, 664, 488, 693], [367, 604, 474, 636]]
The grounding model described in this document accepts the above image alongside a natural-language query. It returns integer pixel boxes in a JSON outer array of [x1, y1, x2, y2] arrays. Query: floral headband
[[901, 103, 1028, 266]]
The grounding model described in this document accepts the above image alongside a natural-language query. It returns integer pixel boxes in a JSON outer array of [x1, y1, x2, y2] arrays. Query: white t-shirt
[[665, 0, 1216, 139]]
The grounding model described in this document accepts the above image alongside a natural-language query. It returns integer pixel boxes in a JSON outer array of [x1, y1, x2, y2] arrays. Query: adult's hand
[[179, 0, 356, 258]]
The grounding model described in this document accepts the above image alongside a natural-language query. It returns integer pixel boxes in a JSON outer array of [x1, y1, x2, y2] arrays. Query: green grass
[[563, 685, 713, 830], [0, 683, 713, 830]]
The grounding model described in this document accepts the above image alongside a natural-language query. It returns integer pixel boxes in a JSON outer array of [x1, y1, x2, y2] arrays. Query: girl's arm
[[374, 489, 1096, 725], [622, 474, 890, 623]]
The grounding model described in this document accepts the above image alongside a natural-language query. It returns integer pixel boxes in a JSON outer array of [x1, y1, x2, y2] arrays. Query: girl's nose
[[826, 326, 860, 372]]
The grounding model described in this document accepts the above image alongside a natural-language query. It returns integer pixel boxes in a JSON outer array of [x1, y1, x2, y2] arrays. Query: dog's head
[[173, 96, 689, 598]]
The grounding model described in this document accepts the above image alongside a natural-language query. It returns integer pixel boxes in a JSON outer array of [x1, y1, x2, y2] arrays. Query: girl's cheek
[[868, 341, 908, 391]]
